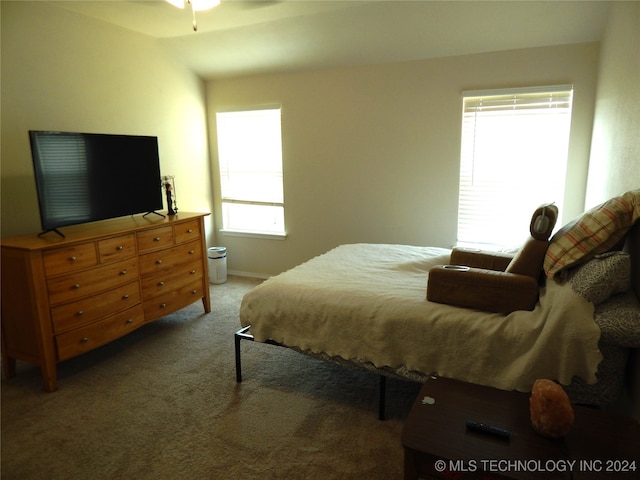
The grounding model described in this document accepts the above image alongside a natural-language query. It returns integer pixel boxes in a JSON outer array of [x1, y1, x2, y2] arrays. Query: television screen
[[29, 131, 164, 233]]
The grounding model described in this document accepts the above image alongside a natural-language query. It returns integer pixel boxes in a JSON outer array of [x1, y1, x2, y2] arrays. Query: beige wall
[[586, 1, 640, 421], [207, 43, 600, 277], [0, 2, 214, 241], [586, 1, 640, 207]]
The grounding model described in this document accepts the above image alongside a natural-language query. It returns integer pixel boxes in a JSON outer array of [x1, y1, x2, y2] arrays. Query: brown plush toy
[[529, 379, 575, 438]]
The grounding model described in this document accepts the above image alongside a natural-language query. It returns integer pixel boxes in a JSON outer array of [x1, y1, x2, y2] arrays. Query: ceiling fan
[[165, 0, 282, 31], [165, 0, 221, 31]]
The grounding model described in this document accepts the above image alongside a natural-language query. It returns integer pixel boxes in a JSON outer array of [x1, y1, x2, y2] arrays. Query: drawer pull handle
[[189, 250, 195, 255], [120, 270, 127, 275], [76, 310, 84, 316], [187, 229, 193, 233], [191, 289, 198, 295], [156, 259, 163, 265], [158, 281, 165, 286], [190, 270, 196, 275], [70, 256, 77, 262], [160, 303, 167, 309], [126, 319, 133, 324], [117, 245, 124, 251], [154, 237, 161, 242], [122, 294, 129, 300], [73, 284, 81, 289], [81, 337, 89, 343]]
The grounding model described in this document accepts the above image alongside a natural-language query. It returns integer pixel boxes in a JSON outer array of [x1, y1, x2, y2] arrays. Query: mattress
[[240, 243, 603, 393]]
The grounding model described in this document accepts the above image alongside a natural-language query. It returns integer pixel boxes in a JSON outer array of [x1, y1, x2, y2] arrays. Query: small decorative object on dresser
[[162, 175, 177, 215], [1, 212, 210, 392]]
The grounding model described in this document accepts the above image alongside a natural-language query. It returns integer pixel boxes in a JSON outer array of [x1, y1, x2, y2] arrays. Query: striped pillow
[[544, 190, 640, 278]]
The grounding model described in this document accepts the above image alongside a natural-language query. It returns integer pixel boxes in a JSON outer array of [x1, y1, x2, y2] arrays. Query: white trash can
[[207, 247, 227, 284]]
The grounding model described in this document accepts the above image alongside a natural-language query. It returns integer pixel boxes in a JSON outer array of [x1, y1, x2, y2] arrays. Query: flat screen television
[[29, 130, 164, 235]]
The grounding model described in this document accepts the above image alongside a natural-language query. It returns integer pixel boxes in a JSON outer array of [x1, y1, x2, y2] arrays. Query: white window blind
[[457, 85, 573, 248], [216, 108, 285, 235]]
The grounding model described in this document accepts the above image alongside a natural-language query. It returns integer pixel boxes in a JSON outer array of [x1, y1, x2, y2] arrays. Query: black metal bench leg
[[235, 326, 255, 383], [235, 330, 243, 383], [378, 375, 387, 421]]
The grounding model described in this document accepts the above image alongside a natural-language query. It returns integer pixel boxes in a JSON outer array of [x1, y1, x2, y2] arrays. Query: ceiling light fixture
[[166, 0, 220, 32]]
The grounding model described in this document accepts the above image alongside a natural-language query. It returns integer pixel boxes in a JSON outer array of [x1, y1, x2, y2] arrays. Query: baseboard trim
[[227, 270, 271, 280]]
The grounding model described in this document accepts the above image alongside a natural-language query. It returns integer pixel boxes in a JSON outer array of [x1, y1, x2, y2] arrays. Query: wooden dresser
[[1, 212, 211, 392]]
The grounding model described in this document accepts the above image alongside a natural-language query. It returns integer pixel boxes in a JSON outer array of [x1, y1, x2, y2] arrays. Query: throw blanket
[[240, 244, 603, 392]]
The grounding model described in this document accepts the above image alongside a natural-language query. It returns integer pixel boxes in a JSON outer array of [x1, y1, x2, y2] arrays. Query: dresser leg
[[202, 295, 211, 313], [2, 356, 16, 379], [41, 363, 58, 392], [1, 326, 15, 379]]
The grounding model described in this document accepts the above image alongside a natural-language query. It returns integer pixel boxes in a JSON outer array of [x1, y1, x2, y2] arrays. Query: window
[[216, 108, 285, 236], [457, 85, 573, 248]]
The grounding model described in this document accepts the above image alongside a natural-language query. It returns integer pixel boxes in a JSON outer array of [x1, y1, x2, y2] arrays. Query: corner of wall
[[585, 1, 640, 207]]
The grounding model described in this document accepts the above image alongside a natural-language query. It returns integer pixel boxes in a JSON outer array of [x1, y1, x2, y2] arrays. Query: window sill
[[220, 229, 287, 240], [454, 242, 520, 253]]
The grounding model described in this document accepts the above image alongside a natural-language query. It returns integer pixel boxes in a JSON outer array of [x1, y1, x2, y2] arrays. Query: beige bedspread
[[239, 243, 603, 392]]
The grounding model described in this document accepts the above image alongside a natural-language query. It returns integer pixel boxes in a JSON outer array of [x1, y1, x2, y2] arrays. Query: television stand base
[[143, 211, 166, 219], [38, 228, 65, 238]]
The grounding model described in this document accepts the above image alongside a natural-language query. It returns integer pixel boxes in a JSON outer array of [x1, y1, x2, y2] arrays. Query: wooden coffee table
[[401, 377, 640, 480]]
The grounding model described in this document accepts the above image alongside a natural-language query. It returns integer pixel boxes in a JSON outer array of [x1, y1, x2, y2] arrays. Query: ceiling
[[47, 0, 613, 79]]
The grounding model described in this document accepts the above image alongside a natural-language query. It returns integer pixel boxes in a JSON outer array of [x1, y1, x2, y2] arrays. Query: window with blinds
[[216, 108, 285, 236], [31, 133, 91, 224], [457, 86, 573, 248]]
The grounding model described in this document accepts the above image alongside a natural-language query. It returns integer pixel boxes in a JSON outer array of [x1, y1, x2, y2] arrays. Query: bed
[[236, 192, 640, 418]]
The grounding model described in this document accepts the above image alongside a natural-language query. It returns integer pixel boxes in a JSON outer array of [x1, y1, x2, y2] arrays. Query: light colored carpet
[[1, 276, 422, 479]]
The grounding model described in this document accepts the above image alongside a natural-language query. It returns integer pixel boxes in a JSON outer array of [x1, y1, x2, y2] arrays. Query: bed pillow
[[567, 251, 631, 305], [593, 292, 640, 348], [544, 190, 640, 278]]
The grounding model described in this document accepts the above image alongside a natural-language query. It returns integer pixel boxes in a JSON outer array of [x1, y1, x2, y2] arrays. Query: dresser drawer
[[51, 281, 141, 334], [136, 226, 174, 253], [174, 219, 201, 244], [143, 279, 205, 322], [138, 240, 202, 276], [98, 234, 136, 263], [47, 258, 139, 306], [43, 243, 97, 277], [55, 305, 145, 361], [140, 260, 204, 300]]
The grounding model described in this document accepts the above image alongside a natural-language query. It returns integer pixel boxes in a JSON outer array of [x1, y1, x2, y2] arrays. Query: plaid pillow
[[544, 190, 640, 278]]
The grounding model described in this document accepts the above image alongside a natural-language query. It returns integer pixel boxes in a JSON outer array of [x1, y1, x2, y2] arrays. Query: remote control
[[465, 420, 512, 440]]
